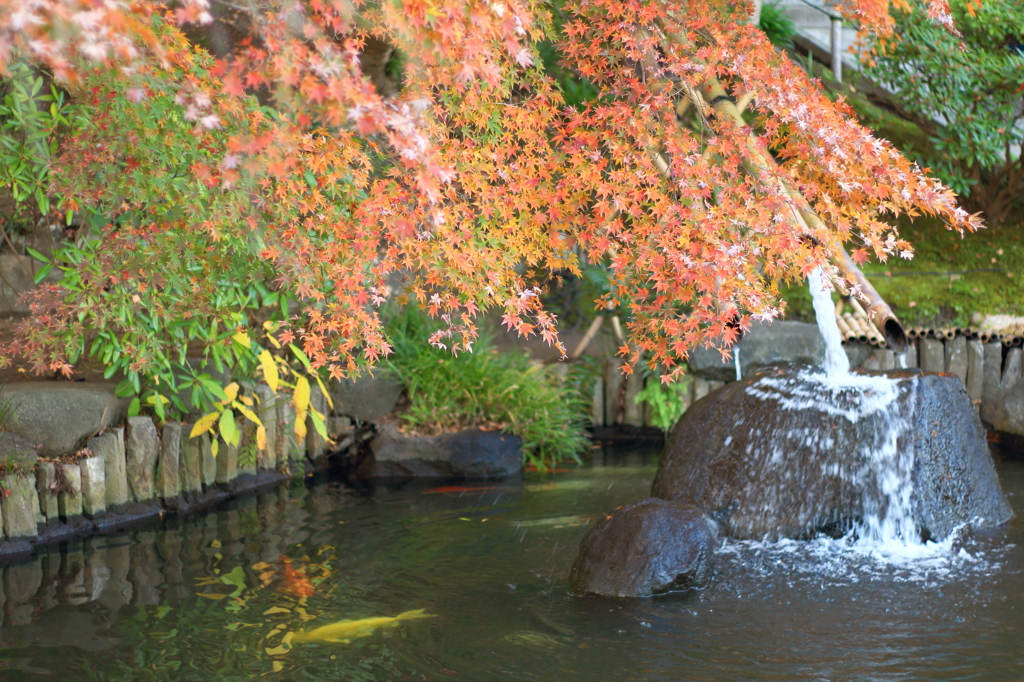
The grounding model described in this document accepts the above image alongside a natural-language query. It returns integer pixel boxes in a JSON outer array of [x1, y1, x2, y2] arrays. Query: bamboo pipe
[[839, 311, 856, 337], [685, 67, 909, 352]]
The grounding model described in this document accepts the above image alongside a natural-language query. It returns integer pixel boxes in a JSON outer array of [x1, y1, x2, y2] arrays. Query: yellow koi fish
[[291, 609, 435, 644]]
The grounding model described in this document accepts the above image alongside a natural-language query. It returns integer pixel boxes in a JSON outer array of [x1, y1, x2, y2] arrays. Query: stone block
[[329, 370, 404, 423], [58, 462, 84, 519], [945, 336, 968, 384], [254, 384, 278, 470], [966, 340, 984, 405], [88, 429, 129, 507], [215, 441, 238, 485], [157, 421, 182, 499], [3, 383, 131, 457], [200, 433, 216, 488], [239, 421, 258, 476], [920, 338, 945, 373], [36, 461, 59, 521], [605, 357, 624, 425], [125, 417, 159, 502], [690, 320, 825, 381], [277, 400, 302, 470], [877, 349, 895, 371], [2, 473, 38, 539], [693, 377, 711, 403], [1001, 347, 1022, 394], [328, 415, 352, 439], [306, 383, 327, 462], [79, 455, 107, 517], [902, 342, 918, 369], [623, 369, 644, 427], [180, 426, 203, 494], [981, 342, 1004, 423]]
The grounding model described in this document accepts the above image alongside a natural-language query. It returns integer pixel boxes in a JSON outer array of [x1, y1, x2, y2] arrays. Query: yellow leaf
[[239, 395, 254, 406], [314, 374, 333, 411], [212, 439, 220, 458], [260, 350, 279, 393], [224, 382, 240, 402], [294, 409, 308, 440], [256, 425, 267, 451], [235, 402, 263, 427], [233, 331, 251, 347], [197, 593, 228, 600], [263, 606, 290, 616], [271, 661, 285, 673], [190, 412, 219, 438], [294, 376, 310, 413]]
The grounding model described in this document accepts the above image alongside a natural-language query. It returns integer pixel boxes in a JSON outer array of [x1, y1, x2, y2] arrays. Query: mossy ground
[[782, 214, 1024, 328]]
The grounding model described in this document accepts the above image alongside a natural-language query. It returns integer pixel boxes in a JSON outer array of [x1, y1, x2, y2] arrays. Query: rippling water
[[1, 443, 1021, 681]]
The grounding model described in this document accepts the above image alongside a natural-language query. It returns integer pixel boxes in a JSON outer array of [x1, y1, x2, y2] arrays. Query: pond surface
[[1, 443, 1022, 681]]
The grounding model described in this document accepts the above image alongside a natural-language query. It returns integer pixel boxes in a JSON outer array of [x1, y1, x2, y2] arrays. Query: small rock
[[569, 498, 716, 597], [363, 424, 522, 479]]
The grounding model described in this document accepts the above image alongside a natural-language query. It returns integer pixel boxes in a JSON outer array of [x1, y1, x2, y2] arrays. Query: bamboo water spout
[[833, 249, 908, 352]]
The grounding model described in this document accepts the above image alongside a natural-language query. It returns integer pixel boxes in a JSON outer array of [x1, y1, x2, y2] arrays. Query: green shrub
[[634, 374, 690, 432], [0, 60, 70, 230], [863, 0, 1024, 226], [385, 308, 591, 470], [759, 1, 797, 51]]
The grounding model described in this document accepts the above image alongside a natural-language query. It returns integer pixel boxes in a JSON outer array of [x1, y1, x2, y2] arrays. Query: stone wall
[[0, 381, 353, 562]]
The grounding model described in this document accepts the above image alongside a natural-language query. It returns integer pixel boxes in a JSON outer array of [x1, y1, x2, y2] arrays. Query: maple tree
[[0, 0, 981, 404]]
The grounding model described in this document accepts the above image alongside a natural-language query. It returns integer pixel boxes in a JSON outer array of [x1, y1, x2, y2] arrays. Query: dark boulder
[[569, 498, 716, 597], [652, 367, 1013, 541], [330, 371, 404, 423], [360, 423, 522, 479]]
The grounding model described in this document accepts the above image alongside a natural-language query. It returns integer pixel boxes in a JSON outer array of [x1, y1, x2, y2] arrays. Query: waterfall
[[808, 267, 850, 378], [789, 269, 931, 554]]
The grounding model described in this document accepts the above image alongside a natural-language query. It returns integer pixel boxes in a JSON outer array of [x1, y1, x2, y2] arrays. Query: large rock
[[688, 321, 825, 381], [3, 383, 130, 457], [652, 367, 1013, 541], [330, 371, 404, 423], [0, 431, 39, 470], [569, 498, 716, 597], [362, 423, 522, 479]]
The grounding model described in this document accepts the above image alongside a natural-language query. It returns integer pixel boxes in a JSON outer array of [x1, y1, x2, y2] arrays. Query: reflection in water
[[0, 443, 1020, 681]]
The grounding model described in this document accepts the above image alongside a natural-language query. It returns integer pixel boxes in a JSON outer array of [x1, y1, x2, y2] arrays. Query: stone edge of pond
[[0, 381, 341, 565]]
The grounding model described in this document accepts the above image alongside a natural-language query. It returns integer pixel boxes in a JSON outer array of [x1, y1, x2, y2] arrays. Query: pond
[[1, 442, 1022, 681]]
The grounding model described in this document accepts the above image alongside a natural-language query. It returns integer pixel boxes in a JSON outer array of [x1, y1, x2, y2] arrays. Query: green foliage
[[385, 307, 591, 469], [0, 60, 70, 229], [759, 1, 797, 51], [634, 374, 690, 432], [863, 0, 1024, 226]]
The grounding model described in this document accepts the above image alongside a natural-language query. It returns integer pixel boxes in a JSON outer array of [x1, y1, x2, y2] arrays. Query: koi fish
[[279, 556, 316, 599], [292, 609, 436, 644]]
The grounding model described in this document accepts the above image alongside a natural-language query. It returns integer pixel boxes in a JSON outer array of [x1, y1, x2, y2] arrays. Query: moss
[[779, 214, 1024, 328]]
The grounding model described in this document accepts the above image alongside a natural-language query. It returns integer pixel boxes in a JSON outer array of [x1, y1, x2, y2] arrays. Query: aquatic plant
[[385, 307, 590, 470]]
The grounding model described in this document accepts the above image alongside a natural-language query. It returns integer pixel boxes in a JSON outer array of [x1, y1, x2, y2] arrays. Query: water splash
[[736, 272, 961, 562]]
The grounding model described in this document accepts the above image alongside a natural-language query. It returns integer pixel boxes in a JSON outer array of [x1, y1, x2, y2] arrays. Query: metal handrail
[[793, 0, 843, 21], [787, 0, 846, 81]]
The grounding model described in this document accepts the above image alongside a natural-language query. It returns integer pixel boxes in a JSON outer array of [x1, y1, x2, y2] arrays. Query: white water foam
[[735, 270, 985, 568]]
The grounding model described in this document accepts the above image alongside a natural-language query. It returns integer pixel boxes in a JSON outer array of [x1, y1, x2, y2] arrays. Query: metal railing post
[[830, 17, 842, 82]]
